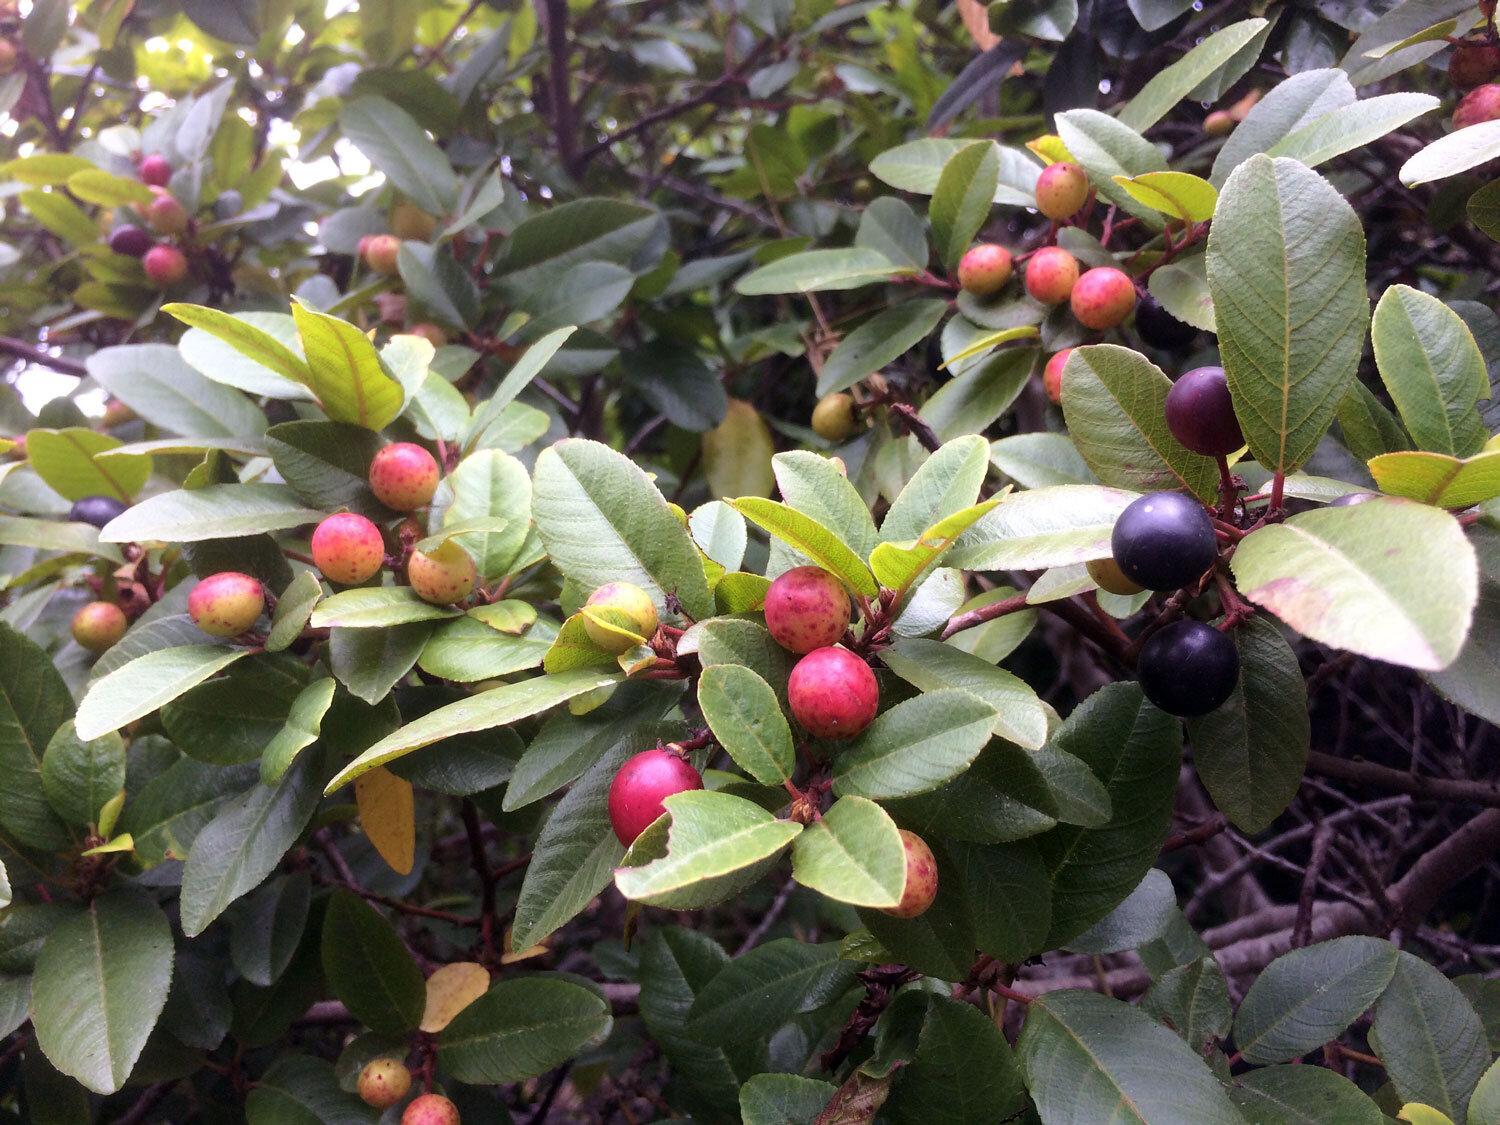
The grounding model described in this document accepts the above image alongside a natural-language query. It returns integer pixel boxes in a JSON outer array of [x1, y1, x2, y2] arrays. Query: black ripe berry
[[1135, 294, 1198, 350], [1137, 619, 1240, 717], [68, 494, 127, 528], [1111, 492, 1217, 592], [107, 224, 152, 259], [1165, 366, 1244, 457]]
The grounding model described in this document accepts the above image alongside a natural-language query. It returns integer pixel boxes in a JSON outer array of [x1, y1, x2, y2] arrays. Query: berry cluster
[[357, 1056, 460, 1123]]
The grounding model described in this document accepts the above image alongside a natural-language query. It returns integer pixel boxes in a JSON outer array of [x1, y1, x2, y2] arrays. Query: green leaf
[[637, 927, 742, 1118], [491, 198, 664, 296], [1148, 255, 1216, 332], [329, 621, 433, 706], [881, 434, 991, 543], [339, 96, 459, 214], [289, 299, 405, 430], [856, 197, 928, 271], [880, 638, 1046, 749], [309, 588, 461, 629], [86, 344, 267, 439], [398, 242, 478, 329], [98, 483, 325, 544], [732, 497, 879, 596], [1207, 155, 1369, 476], [1233, 936, 1400, 1063], [437, 978, 612, 1082], [1036, 682, 1180, 947], [1471, 1058, 1500, 1125], [1371, 951, 1491, 1120], [884, 993, 1026, 1125], [0, 623, 74, 851], [324, 668, 622, 793], [1268, 93, 1440, 171], [163, 304, 313, 385], [244, 1055, 377, 1125], [20, 189, 99, 246], [869, 138, 1039, 206], [162, 656, 310, 765], [178, 311, 314, 400], [229, 874, 311, 987], [689, 500, 749, 572], [446, 448, 546, 581], [1111, 171, 1218, 223], [0, 153, 94, 185], [74, 646, 249, 741], [263, 420, 386, 518], [1468, 178, 1500, 241], [1142, 955, 1231, 1054], [260, 678, 337, 785], [121, 759, 258, 868], [1117, 19, 1269, 133], [735, 248, 910, 295], [686, 939, 857, 1042], [818, 299, 948, 397], [1018, 990, 1246, 1124], [421, 613, 553, 681], [1060, 344, 1221, 502], [698, 664, 795, 786], [740, 1074, 838, 1125], [989, 432, 1097, 489], [1402, 120, 1500, 187], [832, 689, 998, 799], [1065, 868, 1175, 954], [1230, 498, 1478, 671], [179, 748, 328, 937], [1372, 285, 1488, 457], [40, 720, 124, 828], [870, 498, 1003, 601], [1054, 110, 1168, 221], [267, 571, 322, 653], [1185, 616, 1310, 833], [1339, 379, 1413, 462], [791, 795, 906, 908], [321, 889, 425, 1034], [930, 142, 999, 271], [1372, 450, 1500, 508], [949, 484, 1138, 571], [31, 890, 172, 1095], [1228, 1065, 1386, 1125], [772, 450, 879, 561], [614, 789, 801, 908], [533, 438, 713, 619], [26, 428, 151, 503], [1211, 69, 1356, 186]]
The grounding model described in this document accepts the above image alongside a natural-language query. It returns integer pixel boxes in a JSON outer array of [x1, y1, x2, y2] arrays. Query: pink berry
[[364, 234, 402, 276], [787, 647, 878, 740], [142, 245, 187, 287], [1034, 161, 1090, 220], [608, 748, 704, 845], [311, 513, 385, 585], [956, 244, 1013, 296], [357, 1058, 411, 1108], [369, 442, 440, 511], [139, 153, 171, 186], [146, 192, 188, 235], [407, 540, 477, 604], [187, 572, 264, 637], [764, 566, 851, 654], [402, 1094, 461, 1125], [583, 582, 658, 652], [881, 830, 938, 918], [1070, 266, 1137, 330], [71, 601, 126, 651], [1456, 84, 1500, 129], [1024, 246, 1079, 304], [1043, 348, 1072, 405]]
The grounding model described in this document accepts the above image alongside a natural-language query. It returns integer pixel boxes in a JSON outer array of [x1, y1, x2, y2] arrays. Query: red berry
[[138, 153, 171, 186], [1203, 110, 1234, 137], [364, 233, 402, 276], [1043, 348, 1072, 405], [881, 830, 938, 918], [1452, 44, 1500, 90], [71, 602, 126, 652], [142, 245, 187, 287], [369, 442, 440, 511], [311, 513, 385, 585], [787, 647, 878, 740], [1034, 161, 1089, 220], [187, 572, 264, 637], [1024, 246, 1079, 304], [402, 1093, 461, 1125], [1164, 366, 1244, 457], [583, 582, 658, 652], [357, 1058, 411, 1109], [764, 566, 851, 654], [608, 748, 703, 845], [956, 244, 1013, 296], [1455, 84, 1500, 129], [407, 540, 477, 604], [146, 193, 188, 235], [1070, 267, 1137, 330]]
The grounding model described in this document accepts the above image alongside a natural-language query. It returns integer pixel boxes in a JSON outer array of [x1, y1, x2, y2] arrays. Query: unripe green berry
[[357, 1058, 412, 1109], [811, 393, 860, 441], [582, 581, 658, 652], [71, 601, 126, 652]]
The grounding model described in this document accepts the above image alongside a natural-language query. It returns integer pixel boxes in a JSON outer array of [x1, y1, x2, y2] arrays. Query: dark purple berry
[[69, 495, 127, 528], [1165, 366, 1245, 457], [108, 224, 153, 258], [1135, 294, 1198, 350], [1137, 619, 1240, 717], [1111, 492, 1217, 592]]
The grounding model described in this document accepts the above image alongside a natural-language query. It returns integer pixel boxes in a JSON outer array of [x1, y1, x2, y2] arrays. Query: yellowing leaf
[[703, 399, 774, 500], [1027, 135, 1073, 164], [1111, 171, 1218, 223], [1398, 1104, 1455, 1125], [420, 962, 491, 1032], [81, 834, 133, 856], [355, 766, 415, 875]]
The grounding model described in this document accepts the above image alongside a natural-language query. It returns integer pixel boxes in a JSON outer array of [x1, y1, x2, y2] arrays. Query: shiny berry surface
[[108, 224, 152, 258], [407, 540, 477, 604], [69, 494, 127, 528], [1165, 366, 1244, 457], [1070, 267, 1137, 330], [1111, 492, 1217, 592], [956, 243, 1013, 296], [764, 566, 851, 654], [787, 646, 879, 740], [71, 602, 127, 652], [311, 513, 385, 585], [139, 153, 171, 186], [1034, 161, 1089, 220], [369, 442, 440, 511], [1043, 349, 1072, 405], [187, 572, 264, 637], [1024, 246, 1080, 304], [1137, 619, 1241, 717], [608, 749, 703, 845], [881, 830, 939, 918]]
